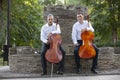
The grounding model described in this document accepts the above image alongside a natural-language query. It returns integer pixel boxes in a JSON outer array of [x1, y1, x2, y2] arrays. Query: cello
[[45, 16, 63, 63], [79, 15, 96, 59]]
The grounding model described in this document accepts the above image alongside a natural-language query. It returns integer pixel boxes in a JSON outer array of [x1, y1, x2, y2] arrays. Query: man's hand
[[46, 41, 50, 45], [74, 43, 79, 46], [47, 33, 52, 38], [81, 28, 87, 33]]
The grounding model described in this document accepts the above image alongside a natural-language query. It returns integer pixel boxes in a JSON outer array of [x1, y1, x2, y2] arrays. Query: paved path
[[0, 66, 120, 80], [0, 75, 120, 80]]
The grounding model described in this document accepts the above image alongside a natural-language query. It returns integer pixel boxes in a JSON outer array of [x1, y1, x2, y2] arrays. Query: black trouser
[[74, 40, 99, 70], [40, 43, 65, 73]]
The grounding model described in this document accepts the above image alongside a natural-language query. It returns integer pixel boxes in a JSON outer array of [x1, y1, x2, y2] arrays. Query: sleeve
[[86, 22, 94, 32], [72, 24, 78, 44], [51, 24, 61, 34], [40, 26, 48, 43]]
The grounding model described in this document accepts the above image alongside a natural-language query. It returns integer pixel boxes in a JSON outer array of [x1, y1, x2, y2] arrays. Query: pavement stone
[[0, 66, 120, 80], [0, 75, 120, 80]]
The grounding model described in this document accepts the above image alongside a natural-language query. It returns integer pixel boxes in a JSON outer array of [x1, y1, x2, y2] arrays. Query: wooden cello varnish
[[79, 30, 96, 59], [79, 15, 96, 59], [45, 17, 63, 63]]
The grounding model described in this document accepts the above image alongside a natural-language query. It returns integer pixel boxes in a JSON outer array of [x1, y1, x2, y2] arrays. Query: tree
[[91, 0, 120, 46], [0, 0, 6, 52], [79, 0, 120, 46], [0, 0, 44, 48]]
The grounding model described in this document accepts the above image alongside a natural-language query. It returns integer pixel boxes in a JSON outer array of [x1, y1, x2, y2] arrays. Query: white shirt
[[40, 23, 61, 43], [72, 20, 94, 44]]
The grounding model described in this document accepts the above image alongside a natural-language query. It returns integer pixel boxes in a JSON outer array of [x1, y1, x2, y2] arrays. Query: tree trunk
[[108, 0, 118, 46], [0, 0, 3, 29], [112, 27, 117, 46]]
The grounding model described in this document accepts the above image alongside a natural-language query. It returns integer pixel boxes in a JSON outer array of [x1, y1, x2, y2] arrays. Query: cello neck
[[87, 15, 90, 27], [55, 16, 59, 30]]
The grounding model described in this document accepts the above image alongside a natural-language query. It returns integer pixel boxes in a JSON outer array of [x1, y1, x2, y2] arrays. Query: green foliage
[[41, 0, 57, 6], [81, 0, 120, 47], [0, 0, 44, 49], [65, 0, 82, 6], [12, 0, 42, 48], [10, 0, 44, 48], [0, 0, 7, 55], [63, 0, 120, 47], [0, 58, 3, 66], [1, 0, 120, 51]]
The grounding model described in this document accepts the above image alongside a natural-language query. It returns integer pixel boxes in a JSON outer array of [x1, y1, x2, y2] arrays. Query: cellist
[[40, 14, 65, 75], [72, 12, 99, 74]]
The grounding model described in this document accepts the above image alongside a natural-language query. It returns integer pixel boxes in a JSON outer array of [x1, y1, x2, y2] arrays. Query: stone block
[[9, 46, 120, 74]]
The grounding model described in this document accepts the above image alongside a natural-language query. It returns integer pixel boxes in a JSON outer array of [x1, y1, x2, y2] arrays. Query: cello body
[[45, 34, 63, 63], [79, 30, 96, 59]]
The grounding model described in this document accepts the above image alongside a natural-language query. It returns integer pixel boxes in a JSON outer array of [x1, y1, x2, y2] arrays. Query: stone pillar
[[44, 5, 88, 54]]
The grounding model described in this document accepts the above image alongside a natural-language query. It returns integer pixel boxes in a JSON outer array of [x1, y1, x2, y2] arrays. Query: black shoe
[[56, 70, 63, 75], [91, 69, 98, 74], [41, 72, 47, 75], [76, 68, 81, 74]]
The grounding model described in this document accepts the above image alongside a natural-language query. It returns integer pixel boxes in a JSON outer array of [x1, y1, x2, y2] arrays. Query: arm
[[40, 26, 48, 43], [72, 24, 78, 45]]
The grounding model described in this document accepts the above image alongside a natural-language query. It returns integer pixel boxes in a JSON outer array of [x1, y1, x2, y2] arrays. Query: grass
[[0, 57, 9, 66], [0, 57, 8, 66], [0, 57, 3, 66]]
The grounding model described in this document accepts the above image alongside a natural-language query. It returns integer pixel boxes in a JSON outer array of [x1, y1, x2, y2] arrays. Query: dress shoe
[[41, 72, 47, 75], [76, 68, 81, 74], [91, 69, 98, 74], [56, 70, 63, 75]]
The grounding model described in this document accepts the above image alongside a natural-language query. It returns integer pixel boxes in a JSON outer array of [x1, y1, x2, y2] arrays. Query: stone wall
[[98, 47, 115, 70], [43, 5, 88, 53], [9, 46, 41, 73], [9, 46, 120, 73]]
